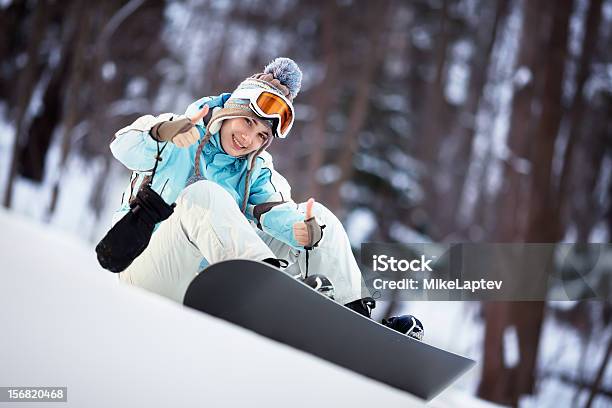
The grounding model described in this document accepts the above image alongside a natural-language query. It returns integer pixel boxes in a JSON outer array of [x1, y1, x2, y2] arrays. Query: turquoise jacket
[[110, 93, 304, 249]]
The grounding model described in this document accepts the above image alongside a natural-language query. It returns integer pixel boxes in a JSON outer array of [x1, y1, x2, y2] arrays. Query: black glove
[[96, 184, 175, 273]]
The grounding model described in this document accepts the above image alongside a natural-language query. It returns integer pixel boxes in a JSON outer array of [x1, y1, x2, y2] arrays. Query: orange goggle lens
[[255, 92, 294, 136]]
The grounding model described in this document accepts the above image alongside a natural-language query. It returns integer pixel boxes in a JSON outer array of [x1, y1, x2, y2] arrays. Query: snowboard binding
[[382, 315, 424, 341], [344, 297, 376, 318], [262, 258, 289, 269], [302, 274, 335, 300], [345, 298, 425, 341]]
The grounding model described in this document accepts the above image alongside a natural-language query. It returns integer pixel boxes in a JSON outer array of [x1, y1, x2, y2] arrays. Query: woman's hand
[[172, 105, 209, 148], [293, 198, 317, 247], [151, 105, 209, 147], [171, 126, 200, 148]]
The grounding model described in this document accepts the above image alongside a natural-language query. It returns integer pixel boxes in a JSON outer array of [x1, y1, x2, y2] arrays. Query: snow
[[444, 39, 472, 106], [345, 207, 377, 243], [315, 164, 341, 184], [519, 307, 612, 408], [513, 66, 532, 88], [379, 94, 409, 112], [384, 298, 612, 408], [101, 61, 117, 81], [108, 98, 153, 116], [389, 223, 433, 244], [0, 100, 132, 245], [590, 221, 610, 243], [126, 77, 149, 98], [564, 0, 589, 103], [503, 326, 520, 368], [0, 209, 428, 407], [411, 26, 434, 50], [0, 1, 607, 404], [0, 208, 499, 407], [0, 103, 13, 195], [377, 301, 484, 395]]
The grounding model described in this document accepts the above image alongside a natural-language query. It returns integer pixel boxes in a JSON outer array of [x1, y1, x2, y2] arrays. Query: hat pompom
[[264, 57, 302, 100]]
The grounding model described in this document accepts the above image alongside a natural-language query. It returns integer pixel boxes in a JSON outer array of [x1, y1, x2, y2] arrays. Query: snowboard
[[183, 259, 475, 401]]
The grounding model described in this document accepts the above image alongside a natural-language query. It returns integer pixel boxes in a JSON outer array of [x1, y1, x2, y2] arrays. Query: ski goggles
[[230, 87, 295, 138]]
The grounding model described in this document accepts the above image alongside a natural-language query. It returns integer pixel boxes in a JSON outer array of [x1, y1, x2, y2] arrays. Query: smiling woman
[[105, 57, 427, 354], [219, 117, 271, 157], [106, 58, 378, 312]]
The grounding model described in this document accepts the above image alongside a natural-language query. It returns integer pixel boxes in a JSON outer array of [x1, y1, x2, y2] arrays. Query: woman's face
[[219, 117, 271, 157]]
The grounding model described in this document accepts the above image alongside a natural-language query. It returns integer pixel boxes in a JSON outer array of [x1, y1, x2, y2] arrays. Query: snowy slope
[[0, 209, 499, 407]]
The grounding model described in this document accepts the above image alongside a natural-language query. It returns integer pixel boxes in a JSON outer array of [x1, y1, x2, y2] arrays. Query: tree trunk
[[47, 1, 92, 216], [305, 1, 339, 198], [585, 336, 612, 407], [327, 1, 391, 216], [0, 2, 30, 102], [554, 0, 604, 239], [478, 302, 512, 402], [18, 29, 74, 182], [570, 94, 612, 242], [510, 25, 569, 386], [439, 0, 511, 238], [492, 0, 545, 241], [415, 0, 450, 239], [479, 0, 574, 405], [3, 1, 50, 208], [525, 0, 573, 241]]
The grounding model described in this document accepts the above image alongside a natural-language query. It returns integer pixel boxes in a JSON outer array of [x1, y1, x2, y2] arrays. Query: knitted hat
[[206, 57, 302, 137]]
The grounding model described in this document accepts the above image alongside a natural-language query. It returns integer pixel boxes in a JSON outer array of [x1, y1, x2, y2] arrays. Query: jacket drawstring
[[192, 121, 273, 216], [240, 136, 272, 213]]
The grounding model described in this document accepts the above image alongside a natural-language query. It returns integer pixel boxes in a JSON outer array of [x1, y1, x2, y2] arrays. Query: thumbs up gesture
[[189, 104, 210, 124], [293, 198, 324, 248], [152, 105, 209, 147]]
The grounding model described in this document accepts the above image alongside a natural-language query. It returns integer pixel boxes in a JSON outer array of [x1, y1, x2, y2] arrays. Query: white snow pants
[[118, 180, 368, 305]]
